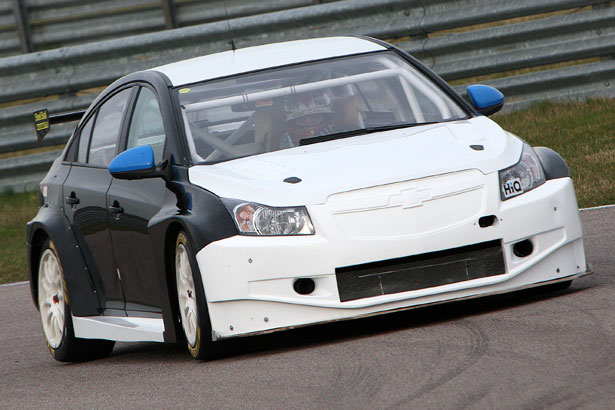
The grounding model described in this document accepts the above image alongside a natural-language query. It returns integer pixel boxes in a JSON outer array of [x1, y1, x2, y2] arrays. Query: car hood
[[188, 116, 522, 206]]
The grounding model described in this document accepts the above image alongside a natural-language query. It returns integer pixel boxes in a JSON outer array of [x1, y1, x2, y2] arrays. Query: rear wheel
[[37, 240, 114, 362], [175, 232, 217, 360]]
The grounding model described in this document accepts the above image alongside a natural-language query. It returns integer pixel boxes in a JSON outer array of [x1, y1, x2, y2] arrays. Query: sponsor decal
[[502, 178, 523, 198], [34, 109, 50, 140]]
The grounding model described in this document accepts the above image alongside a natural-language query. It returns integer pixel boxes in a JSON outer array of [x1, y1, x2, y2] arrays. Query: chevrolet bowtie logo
[[389, 187, 433, 209]]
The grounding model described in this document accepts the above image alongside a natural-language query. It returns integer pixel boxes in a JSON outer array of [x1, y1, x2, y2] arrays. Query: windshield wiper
[[299, 122, 439, 146]]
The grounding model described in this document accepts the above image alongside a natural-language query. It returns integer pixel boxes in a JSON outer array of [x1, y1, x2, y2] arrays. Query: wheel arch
[[149, 216, 208, 344], [162, 220, 188, 343], [27, 225, 49, 309], [147, 181, 238, 343], [26, 208, 101, 316], [534, 146, 570, 180]]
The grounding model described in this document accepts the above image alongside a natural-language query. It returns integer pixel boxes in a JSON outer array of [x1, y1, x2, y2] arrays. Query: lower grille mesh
[[336, 240, 505, 302]]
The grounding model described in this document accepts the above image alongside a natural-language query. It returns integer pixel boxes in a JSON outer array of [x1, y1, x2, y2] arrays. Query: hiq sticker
[[502, 178, 523, 198]]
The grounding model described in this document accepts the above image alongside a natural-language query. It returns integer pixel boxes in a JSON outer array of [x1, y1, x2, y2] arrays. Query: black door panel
[[106, 86, 170, 314], [107, 178, 167, 313], [63, 166, 123, 312]]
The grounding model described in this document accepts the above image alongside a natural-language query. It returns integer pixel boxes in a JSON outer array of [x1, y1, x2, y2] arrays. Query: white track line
[[579, 204, 615, 211], [0, 280, 28, 288]]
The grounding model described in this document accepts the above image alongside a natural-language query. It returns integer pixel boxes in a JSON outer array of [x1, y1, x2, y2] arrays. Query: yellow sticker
[[36, 121, 49, 131], [34, 111, 48, 121], [255, 99, 274, 107], [179, 88, 191, 94]]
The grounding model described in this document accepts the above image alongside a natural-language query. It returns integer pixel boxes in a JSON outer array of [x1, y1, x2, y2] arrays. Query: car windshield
[[176, 51, 468, 164]]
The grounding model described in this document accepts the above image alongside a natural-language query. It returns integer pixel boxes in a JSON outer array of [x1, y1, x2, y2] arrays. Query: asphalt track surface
[[1, 207, 614, 409]]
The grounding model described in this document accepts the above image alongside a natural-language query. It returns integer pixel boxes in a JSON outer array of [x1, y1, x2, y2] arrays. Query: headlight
[[499, 143, 545, 200], [225, 200, 315, 235]]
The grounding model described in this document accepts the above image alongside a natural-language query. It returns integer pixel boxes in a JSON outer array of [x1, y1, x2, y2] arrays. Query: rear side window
[[88, 89, 131, 167], [76, 116, 94, 163]]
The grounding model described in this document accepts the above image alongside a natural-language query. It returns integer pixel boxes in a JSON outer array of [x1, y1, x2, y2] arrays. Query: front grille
[[336, 240, 505, 302]]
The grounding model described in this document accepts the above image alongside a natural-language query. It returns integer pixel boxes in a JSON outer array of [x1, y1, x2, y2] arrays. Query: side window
[[88, 89, 131, 167], [126, 87, 166, 164], [76, 116, 94, 163]]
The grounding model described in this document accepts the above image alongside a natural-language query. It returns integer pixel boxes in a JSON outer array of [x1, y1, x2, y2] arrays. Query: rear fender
[[27, 207, 101, 316]]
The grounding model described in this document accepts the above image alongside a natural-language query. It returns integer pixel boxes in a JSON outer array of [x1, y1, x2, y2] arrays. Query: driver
[[281, 90, 336, 147], [254, 89, 364, 151]]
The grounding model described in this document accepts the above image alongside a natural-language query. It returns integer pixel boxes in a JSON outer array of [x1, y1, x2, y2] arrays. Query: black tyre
[[37, 239, 114, 362], [174, 231, 218, 360]]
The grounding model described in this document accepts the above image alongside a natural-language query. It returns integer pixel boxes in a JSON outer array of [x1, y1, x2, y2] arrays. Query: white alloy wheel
[[176, 242, 198, 347], [38, 248, 65, 349]]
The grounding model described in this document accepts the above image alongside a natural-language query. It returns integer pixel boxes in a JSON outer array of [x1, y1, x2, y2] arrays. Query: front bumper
[[196, 174, 588, 340]]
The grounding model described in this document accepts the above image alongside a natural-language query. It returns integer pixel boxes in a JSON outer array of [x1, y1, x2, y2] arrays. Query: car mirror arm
[[155, 159, 172, 181], [163, 163, 193, 211]]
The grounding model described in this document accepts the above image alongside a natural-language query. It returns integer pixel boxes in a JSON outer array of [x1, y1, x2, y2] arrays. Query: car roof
[[150, 36, 386, 87]]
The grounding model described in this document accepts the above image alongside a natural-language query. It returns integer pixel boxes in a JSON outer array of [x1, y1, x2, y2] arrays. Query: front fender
[[145, 179, 238, 342], [534, 146, 570, 180]]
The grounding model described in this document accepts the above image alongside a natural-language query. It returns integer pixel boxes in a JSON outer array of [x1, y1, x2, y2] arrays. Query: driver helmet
[[283, 91, 334, 144]]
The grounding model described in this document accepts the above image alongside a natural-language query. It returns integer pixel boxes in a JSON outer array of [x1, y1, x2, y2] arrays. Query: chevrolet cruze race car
[[27, 36, 590, 361]]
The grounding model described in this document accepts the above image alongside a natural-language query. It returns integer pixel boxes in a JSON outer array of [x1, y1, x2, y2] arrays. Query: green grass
[[493, 98, 615, 208], [0, 98, 613, 284], [0, 191, 39, 284]]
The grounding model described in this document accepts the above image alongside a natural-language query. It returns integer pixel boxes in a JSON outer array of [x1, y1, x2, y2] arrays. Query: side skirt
[[72, 315, 165, 342]]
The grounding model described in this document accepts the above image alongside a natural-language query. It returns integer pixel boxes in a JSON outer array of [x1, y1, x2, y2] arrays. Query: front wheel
[[175, 232, 218, 360], [37, 239, 114, 362]]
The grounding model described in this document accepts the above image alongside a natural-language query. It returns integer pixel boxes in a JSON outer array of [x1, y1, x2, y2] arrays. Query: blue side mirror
[[466, 84, 504, 116], [108, 145, 156, 180]]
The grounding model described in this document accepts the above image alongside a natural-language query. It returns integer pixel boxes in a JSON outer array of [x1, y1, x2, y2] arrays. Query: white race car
[[28, 36, 590, 361]]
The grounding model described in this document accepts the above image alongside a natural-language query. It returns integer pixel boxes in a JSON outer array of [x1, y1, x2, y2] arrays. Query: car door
[[62, 87, 133, 315], [106, 86, 168, 314]]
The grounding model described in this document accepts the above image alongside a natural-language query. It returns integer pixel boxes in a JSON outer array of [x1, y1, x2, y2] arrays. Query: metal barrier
[[0, 0, 614, 192], [1, 0, 331, 56]]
